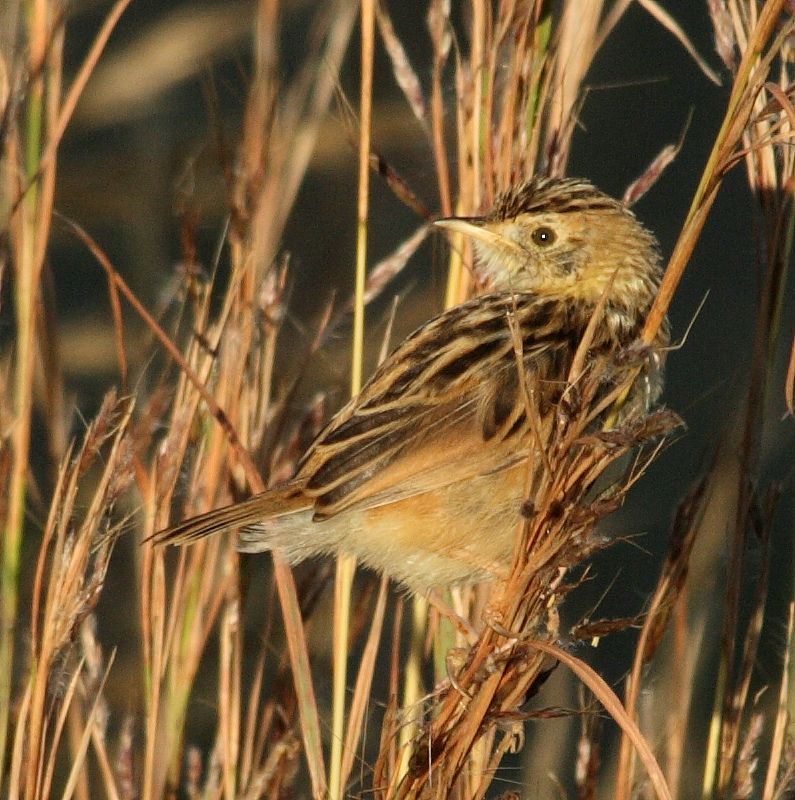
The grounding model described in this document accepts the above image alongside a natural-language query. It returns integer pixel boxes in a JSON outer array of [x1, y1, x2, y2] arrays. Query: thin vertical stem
[[1, 1, 48, 786], [397, 596, 428, 781], [329, 1, 375, 798]]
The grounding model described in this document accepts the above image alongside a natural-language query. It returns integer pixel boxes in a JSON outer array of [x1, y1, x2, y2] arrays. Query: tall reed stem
[[0, 1, 49, 785], [329, 2, 375, 798]]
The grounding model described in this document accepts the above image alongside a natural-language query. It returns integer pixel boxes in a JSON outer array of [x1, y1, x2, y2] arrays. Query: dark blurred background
[[45, 0, 794, 792]]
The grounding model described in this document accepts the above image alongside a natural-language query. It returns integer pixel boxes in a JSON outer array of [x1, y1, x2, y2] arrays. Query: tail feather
[[151, 483, 310, 546]]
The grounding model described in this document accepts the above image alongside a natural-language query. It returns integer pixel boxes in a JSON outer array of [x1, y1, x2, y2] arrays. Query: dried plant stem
[[339, 577, 389, 790], [762, 602, 794, 798], [396, 596, 428, 786], [428, 0, 452, 217], [442, 198, 467, 309], [330, 2, 375, 798], [641, 0, 791, 345], [351, 0, 374, 398], [614, 6, 795, 799], [0, 1, 60, 786], [713, 40, 793, 800], [61, 655, 115, 800], [38, 0, 133, 179], [1, 200, 34, 796], [615, 503, 698, 799], [530, 639, 672, 800], [331, 553, 357, 800], [615, 475, 707, 800]]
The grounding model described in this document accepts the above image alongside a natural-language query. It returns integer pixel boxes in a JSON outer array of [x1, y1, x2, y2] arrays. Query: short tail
[[150, 483, 310, 546]]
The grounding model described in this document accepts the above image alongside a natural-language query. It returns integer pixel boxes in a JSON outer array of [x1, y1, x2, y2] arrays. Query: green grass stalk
[[0, 1, 48, 784]]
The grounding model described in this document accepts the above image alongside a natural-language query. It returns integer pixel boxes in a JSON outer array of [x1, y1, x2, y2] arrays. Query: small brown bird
[[154, 176, 667, 592]]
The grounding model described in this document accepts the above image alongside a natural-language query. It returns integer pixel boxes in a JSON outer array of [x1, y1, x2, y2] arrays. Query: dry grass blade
[[363, 225, 430, 305], [615, 478, 706, 800], [574, 693, 601, 800], [427, 0, 452, 217], [707, 0, 737, 70], [527, 639, 673, 800], [37, 0, 133, 180], [63, 216, 258, 482], [218, 589, 242, 800], [39, 656, 87, 800], [329, 2, 376, 797], [60, 653, 116, 800], [733, 712, 764, 799], [0, 0, 67, 781], [241, 0, 358, 271], [763, 603, 794, 798], [368, 150, 432, 219], [639, 479, 706, 664], [764, 83, 795, 130], [10, 394, 133, 800], [637, 0, 721, 85], [717, 487, 777, 793], [641, 0, 791, 345], [340, 577, 389, 791], [786, 336, 795, 414], [623, 119, 688, 206], [372, 598, 404, 795], [273, 558, 328, 797], [375, 0, 426, 127], [547, 0, 603, 176]]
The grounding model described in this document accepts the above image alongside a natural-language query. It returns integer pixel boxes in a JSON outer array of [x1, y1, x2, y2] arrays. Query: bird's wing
[[298, 293, 573, 518]]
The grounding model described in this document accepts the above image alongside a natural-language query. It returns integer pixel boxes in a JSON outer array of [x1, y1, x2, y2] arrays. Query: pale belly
[[240, 458, 535, 593], [345, 461, 530, 592]]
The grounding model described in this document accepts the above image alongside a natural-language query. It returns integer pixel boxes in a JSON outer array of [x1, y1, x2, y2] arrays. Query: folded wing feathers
[[154, 292, 580, 544], [152, 484, 309, 546], [299, 294, 571, 513]]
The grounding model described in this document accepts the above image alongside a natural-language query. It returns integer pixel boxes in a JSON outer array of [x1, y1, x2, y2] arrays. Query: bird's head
[[435, 176, 662, 317]]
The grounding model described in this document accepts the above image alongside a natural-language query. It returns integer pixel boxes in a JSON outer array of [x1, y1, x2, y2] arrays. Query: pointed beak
[[433, 216, 523, 255], [433, 216, 488, 238]]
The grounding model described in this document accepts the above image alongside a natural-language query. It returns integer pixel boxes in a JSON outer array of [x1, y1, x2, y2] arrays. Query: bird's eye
[[531, 226, 557, 247]]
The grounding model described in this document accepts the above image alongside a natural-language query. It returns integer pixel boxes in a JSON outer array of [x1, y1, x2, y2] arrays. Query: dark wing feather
[[151, 483, 308, 546], [297, 292, 578, 517]]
